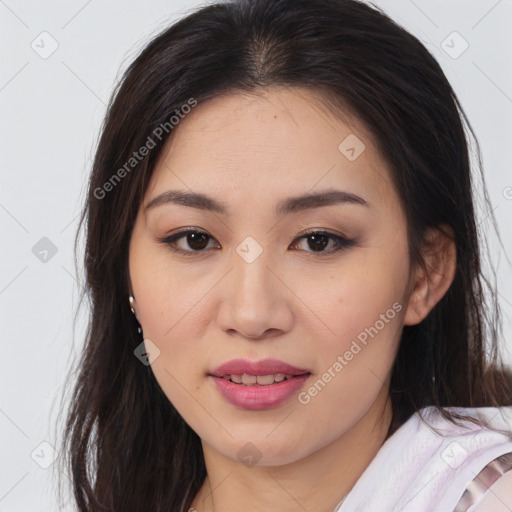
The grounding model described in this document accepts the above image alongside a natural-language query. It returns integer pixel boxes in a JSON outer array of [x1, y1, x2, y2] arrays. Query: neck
[[191, 394, 393, 512]]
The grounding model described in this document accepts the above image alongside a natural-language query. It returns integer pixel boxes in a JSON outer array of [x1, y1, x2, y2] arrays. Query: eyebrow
[[145, 188, 370, 216]]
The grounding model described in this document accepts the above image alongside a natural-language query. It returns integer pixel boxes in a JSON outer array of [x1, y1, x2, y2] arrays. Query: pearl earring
[[129, 295, 143, 335]]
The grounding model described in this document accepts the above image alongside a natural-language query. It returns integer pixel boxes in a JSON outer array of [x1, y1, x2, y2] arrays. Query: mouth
[[208, 358, 312, 409], [218, 372, 310, 386], [209, 358, 311, 381]]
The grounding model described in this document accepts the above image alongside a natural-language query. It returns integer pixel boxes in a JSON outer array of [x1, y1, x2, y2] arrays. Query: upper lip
[[209, 358, 310, 377]]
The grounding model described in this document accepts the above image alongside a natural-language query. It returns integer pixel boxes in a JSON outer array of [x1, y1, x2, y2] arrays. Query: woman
[[57, 0, 512, 510]]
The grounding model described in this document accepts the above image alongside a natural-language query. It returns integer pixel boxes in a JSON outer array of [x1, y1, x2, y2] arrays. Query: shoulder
[[338, 405, 512, 512], [404, 405, 512, 511]]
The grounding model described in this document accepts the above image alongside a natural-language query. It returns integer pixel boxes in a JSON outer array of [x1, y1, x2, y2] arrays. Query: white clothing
[[334, 406, 512, 511]]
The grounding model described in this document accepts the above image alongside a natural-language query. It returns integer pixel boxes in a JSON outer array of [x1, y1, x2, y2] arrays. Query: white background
[[1, 0, 511, 510]]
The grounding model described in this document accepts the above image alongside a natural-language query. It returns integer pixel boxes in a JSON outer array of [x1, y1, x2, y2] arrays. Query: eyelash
[[158, 227, 356, 257]]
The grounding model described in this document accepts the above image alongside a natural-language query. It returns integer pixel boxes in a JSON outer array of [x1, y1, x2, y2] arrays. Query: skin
[[128, 86, 457, 512]]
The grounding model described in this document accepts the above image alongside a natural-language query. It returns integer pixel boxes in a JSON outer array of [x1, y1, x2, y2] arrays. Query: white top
[[334, 405, 512, 512]]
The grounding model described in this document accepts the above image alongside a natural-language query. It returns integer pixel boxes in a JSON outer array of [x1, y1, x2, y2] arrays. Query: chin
[[206, 430, 317, 467]]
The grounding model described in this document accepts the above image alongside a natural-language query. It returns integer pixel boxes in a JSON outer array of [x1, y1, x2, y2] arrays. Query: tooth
[[242, 374, 257, 385], [256, 374, 275, 385], [226, 373, 296, 385]]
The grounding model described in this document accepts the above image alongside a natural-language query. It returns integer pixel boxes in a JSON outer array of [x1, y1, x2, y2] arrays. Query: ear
[[403, 224, 457, 326]]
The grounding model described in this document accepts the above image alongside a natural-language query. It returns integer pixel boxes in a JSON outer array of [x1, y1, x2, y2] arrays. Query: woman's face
[[129, 87, 416, 466]]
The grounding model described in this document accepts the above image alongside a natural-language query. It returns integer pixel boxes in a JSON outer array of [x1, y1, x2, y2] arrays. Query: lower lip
[[210, 374, 310, 410]]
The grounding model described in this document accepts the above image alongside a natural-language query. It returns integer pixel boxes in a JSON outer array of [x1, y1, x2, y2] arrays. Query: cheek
[[295, 239, 409, 385], [295, 267, 406, 424], [129, 250, 216, 405], [129, 230, 207, 341], [295, 255, 407, 350]]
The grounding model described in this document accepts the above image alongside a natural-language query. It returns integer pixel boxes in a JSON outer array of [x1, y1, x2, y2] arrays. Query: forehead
[[145, 87, 397, 216]]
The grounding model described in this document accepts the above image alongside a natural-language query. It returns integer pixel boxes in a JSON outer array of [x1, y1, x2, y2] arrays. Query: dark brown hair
[[55, 0, 512, 510]]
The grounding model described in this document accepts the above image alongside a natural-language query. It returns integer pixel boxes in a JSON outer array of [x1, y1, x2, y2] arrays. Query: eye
[[159, 228, 218, 256], [291, 229, 356, 255], [158, 228, 356, 256]]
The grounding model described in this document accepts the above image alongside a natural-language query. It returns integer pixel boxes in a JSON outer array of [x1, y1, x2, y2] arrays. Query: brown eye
[[291, 230, 356, 255], [182, 231, 210, 250], [159, 229, 218, 255], [305, 233, 332, 252]]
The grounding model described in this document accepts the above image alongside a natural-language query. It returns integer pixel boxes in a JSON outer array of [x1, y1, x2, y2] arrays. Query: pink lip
[[209, 358, 310, 377], [208, 358, 311, 410]]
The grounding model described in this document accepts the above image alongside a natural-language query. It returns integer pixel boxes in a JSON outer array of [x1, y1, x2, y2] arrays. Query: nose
[[216, 249, 294, 341], [237, 328, 273, 340]]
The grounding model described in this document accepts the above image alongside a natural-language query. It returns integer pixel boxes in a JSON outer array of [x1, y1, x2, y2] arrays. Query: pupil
[[308, 234, 328, 252], [188, 232, 208, 250]]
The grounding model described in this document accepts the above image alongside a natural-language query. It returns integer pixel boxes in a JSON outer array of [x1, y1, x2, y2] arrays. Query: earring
[[129, 295, 143, 336]]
